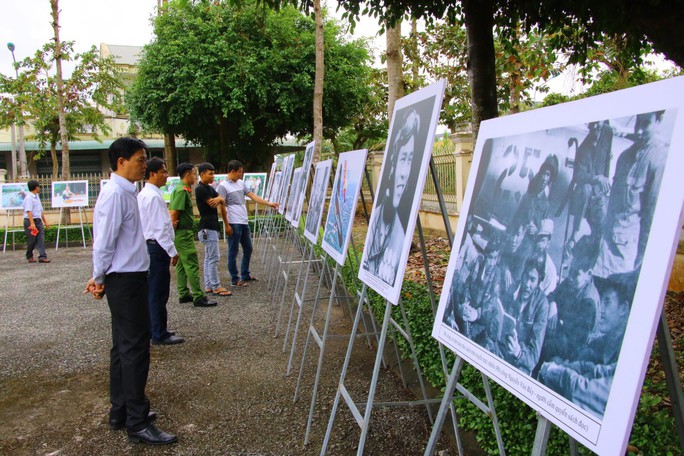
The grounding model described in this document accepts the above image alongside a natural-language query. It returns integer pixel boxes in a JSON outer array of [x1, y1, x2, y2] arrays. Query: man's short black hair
[[109, 137, 148, 171], [227, 160, 244, 173], [27, 180, 40, 192], [524, 254, 546, 282], [198, 162, 215, 175], [145, 157, 166, 180], [177, 162, 195, 179]]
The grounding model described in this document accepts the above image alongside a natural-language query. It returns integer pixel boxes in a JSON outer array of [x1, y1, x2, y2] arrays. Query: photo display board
[[432, 77, 684, 455], [285, 167, 302, 223], [269, 171, 282, 207], [303, 159, 333, 244], [321, 149, 368, 266], [264, 162, 277, 201], [0, 183, 29, 210], [243, 172, 268, 200], [51, 180, 89, 208], [160, 176, 181, 203], [358, 80, 446, 304], [292, 141, 316, 225], [278, 154, 295, 215], [100, 179, 110, 190]]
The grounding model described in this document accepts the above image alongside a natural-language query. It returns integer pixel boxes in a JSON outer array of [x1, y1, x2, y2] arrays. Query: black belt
[[106, 271, 148, 278], [146, 239, 158, 245]]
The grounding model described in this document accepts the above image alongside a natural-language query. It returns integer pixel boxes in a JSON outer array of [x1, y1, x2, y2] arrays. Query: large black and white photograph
[[285, 167, 302, 223], [277, 154, 295, 215], [433, 77, 684, 455], [292, 141, 316, 226], [304, 159, 332, 244], [264, 162, 277, 201], [359, 80, 446, 304]]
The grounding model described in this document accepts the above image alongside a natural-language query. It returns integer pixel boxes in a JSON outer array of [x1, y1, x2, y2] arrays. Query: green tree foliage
[[0, 42, 124, 178], [127, 0, 373, 169], [404, 20, 562, 130]]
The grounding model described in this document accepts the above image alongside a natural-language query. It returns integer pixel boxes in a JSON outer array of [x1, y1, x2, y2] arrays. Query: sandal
[[231, 281, 248, 287], [212, 288, 233, 297], [205, 288, 214, 294]]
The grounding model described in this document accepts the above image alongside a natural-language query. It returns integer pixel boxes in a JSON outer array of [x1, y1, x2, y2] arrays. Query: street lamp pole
[[7, 42, 29, 179]]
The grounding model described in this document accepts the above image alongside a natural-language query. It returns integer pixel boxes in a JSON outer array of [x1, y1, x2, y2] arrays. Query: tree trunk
[[410, 18, 420, 92], [51, 0, 70, 181], [312, 0, 324, 163], [386, 19, 404, 124], [164, 133, 176, 175], [50, 141, 59, 179], [462, 0, 498, 143]]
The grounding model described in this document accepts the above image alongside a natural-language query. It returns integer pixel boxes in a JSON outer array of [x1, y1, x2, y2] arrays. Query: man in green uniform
[[169, 162, 217, 308]]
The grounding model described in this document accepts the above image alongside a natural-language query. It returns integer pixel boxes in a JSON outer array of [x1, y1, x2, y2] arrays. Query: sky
[[0, 0, 386, 78]]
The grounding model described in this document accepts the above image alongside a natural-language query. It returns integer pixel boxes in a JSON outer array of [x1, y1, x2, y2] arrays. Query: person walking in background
[[169, 163, 217, 307], [138, 157, 185, 346], [195, 162, 232, 297], [218, 160, 278, 287], [22, 180, 50, 263], [84, 137, 177, 445]]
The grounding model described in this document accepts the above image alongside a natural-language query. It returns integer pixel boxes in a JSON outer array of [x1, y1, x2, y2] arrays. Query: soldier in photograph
[[498, 259, 550, 375], [594, 110, 667, 278], [538, 274, 632, 419], [363, 108, 421, 286]]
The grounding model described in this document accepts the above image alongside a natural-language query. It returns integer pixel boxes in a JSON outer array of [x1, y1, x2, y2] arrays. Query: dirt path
[[0, 242, 456, 455]]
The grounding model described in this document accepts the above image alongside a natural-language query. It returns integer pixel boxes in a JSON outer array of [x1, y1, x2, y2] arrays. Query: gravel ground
[[0, 238, 457, 455]]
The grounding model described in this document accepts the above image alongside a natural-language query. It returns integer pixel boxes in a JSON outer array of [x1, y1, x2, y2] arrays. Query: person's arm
[[86, 192, 122, 299], [41, 212, 49, 230], [207, 195, 225, 208], [146, 194, 178, 258], [219, 203, 232, 236], [246, 191, 278, 209], [168, 188, 185, 229]]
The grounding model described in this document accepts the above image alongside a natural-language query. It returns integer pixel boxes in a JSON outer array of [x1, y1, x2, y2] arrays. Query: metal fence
[[421, 149, 459, 214]]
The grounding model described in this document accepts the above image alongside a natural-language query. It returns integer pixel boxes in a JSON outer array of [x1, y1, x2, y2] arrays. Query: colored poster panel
[[0, 183, 29, 210], [432, 77, 684, 455], [303, 159, 332, 244], [243, 173, 267, 200], [358, 80, 446, 305], [100, 179, 109, 190], [321, 149, 368, 265], [292, 141, 315, 225], [278, 154, 295, 215], [213, 174, 228, 190], [285, 167, 302, 223], [264, 162, 277, 200], [160, 176, 181, 203], [51, 180, 89, 208]]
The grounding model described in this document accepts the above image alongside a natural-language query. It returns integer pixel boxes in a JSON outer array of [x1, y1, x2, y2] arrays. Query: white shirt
[[138, 182, 178, 258], [218, 178, 249, 225], [22, 192, 43, 218], [92, 173, 150, 284]]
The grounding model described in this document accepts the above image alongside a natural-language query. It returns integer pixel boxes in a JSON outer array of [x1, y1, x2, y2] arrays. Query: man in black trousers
[[85, 137, 177, 445]]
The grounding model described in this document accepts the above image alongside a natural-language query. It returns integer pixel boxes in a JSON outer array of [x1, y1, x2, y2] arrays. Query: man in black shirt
[[195, 163, 232, 297]]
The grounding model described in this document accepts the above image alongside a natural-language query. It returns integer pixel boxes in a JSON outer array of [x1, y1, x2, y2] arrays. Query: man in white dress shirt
[[84, 137, 177, 445], [22, 180, 50, 263], [138, 157, 184, 345]]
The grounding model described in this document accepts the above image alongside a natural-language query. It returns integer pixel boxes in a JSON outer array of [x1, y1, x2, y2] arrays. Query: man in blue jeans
[[195, 162, 232, 297], [218, 160, 278, 286]]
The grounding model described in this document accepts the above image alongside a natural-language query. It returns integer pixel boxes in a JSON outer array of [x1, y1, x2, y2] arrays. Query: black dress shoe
[[193, 296, 217, 307], [127, 423, 177, 445], [179, 295, 193, 304], [109, 411, 157, 430], [152, 335, 185, 345]]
